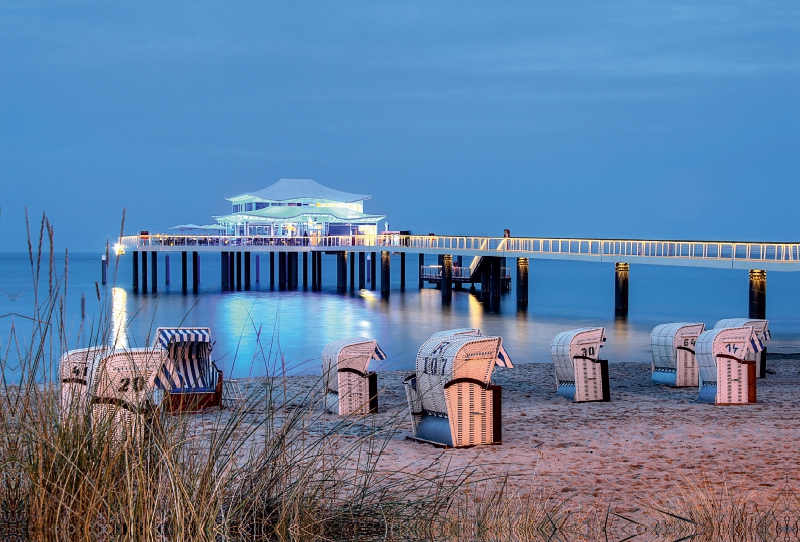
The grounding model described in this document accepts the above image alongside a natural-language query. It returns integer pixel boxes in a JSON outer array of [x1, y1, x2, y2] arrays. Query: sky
[[1, 1, 798, 252]]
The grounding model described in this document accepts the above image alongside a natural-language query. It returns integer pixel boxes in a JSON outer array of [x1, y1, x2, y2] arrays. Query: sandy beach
[[232, 355, 800, 515]]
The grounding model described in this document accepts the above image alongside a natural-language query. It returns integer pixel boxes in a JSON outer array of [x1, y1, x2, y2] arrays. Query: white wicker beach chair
[[696, 326, 763, 405], [89, 347, 171, 443], [650, 323, 705, 387], [550, 327, 610, 402], [713, 319, 770, 378], [404, 333, 503, 448], [322, 338, 386, 415], [58, 346, 109, 421]]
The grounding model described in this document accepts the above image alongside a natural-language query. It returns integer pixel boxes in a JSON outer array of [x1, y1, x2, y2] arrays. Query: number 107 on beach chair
[[551, 327, 610, 402], [404, 331, 509, 448]]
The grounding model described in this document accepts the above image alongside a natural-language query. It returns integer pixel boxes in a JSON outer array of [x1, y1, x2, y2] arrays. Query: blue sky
[[1, 1, 798, 252]]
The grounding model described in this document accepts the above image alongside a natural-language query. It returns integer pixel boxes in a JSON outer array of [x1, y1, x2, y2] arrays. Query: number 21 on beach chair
[[58, 346, 110, 421], [403, 331, 508, 448], [696, 325, 764, 405], [322, 338, 386, 415], [551, 327, 610, 402]]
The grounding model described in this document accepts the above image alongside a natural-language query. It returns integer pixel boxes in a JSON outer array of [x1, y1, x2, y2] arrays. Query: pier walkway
[[117, 233, 798, 318]]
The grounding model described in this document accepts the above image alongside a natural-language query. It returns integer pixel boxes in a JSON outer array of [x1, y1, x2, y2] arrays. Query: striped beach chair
[[713, 319, 770, 378], [152, 327, 223, 412], [697, 325, 764, 405], [58, 346, 109, 422], [650, 323, 705, 387], [322, 338, 386, 415], [551, 327, 610, 402], [88, 347, 170, 444], [404, 332, 504, 448]]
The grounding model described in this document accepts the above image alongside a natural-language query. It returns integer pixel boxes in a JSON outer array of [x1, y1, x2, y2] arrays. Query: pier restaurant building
[[211, 178, 385, 238]]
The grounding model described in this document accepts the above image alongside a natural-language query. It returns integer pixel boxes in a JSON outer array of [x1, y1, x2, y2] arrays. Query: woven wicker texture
[[59, 346, 109, 418], [338, 370, 370, 415], [322, 338, 380, 395], [444, 381, 493, 447], [90, 348, 169, 442], [550, 328, 605, 386], [425, 328, 513, 368], [574, 358, 604, 402], [650, 323, 705, 387], [717, 357, 749, 404], [415, 335, 500, 416], [696, 326, 760, 391]]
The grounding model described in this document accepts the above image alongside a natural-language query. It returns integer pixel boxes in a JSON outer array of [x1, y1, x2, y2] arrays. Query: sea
[[2, 251, 799, 379]]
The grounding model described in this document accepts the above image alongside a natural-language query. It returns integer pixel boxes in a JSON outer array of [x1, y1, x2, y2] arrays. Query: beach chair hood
[[425, 328, 513, 368], [650, 323, 706, 370], [714, 318, 770, 342]]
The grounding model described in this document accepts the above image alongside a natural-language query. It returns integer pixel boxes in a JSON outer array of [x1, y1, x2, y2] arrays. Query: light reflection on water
[[2, 252, 799, 379]]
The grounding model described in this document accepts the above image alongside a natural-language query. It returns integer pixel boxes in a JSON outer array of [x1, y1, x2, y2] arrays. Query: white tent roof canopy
[[227, 178, 371, 203]]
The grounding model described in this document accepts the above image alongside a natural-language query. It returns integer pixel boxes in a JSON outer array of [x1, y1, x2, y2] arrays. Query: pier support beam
[[303, 252, 308, 289], [381, 251, 390, 294], [255, 254, 260, 284], [192, 252, 200, 293], [400, 252, 406, 291], [289, 253, 298, 290], [132, 252, 139, 291], [337, 252, 348, 291], [359, 252, 366, 290], [279, 252, 287, 290], [141, 251, 148, 293], [480, 260, 490, 302], [370, 252, 377, 291], [270, 252, 275, 288], [228, 252, 235, 291], [165, 254, 170, 285], [316, 252, 322, 290], [418, 254, 425, 288], [192, 251, 199, 293], [489, 257, 502, 303], [615, 263, 629, 317], [244, 252, 251, 290], [750, 269, 767, 378], [442, 254, 453, 300], [455, 256, 463, 291], [181, 252, 188, 293], [350, 252, 356, 290], [311, 252, 318, 291], [236, 252, 242, 290], [516, 258, 529, 306], [151, 252, 158, 293], [436, 255, 444, 290], [221, 252, 230, 290]]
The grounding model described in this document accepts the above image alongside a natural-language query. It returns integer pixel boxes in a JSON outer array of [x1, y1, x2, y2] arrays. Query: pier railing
[[118, 234, 800, 268]]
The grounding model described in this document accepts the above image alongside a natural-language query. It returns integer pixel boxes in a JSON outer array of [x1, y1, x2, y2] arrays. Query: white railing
[[420, 265, 509, 281], [118, 234, 800, 266]]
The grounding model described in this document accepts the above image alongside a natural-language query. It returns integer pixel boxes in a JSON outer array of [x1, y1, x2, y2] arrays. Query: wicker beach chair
[[322, 338, 386, 415], [58, 346, 109, 421], [650, 323, 705, 387], [88, 347, 170, 444], [152, 327, 223, 412], [404, 333, 503, 448], [696, 325, 763, 405], [551, 327, 610, 402], [713, 319, 770, 378]]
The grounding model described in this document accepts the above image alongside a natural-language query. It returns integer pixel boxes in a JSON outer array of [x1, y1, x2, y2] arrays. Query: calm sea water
[[2, 251, 799, 379]]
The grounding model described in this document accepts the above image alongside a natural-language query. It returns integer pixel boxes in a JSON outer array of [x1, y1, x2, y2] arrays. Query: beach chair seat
[[551, 327, 610, 402], [696, 326, 763, 405], [405, 332, 505, 448], [89, 348, 170, 444], [713, 319, 770, 378], [650, 323, 705, 387], [322, 338, 386, 415], [59, 346, 109, 421]]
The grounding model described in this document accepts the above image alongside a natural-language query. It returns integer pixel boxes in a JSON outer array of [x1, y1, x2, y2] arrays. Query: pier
[[117, 233, 799, 318]]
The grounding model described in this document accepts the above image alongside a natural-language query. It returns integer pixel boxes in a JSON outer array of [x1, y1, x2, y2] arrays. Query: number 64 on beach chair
[[551, 327, 610, 402], [650, 323, 705, 387]]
